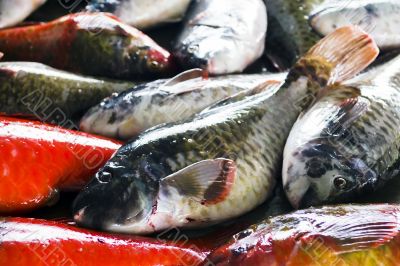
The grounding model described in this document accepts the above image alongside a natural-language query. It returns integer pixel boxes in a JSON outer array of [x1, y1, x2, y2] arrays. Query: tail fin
[[290, 26, 379, 87]]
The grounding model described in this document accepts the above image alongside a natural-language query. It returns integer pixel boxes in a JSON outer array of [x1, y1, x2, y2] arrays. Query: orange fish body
[[0, 116, 121, 213], [0, 13, 172, 79], [0, 217, 206, 266], [207, 204, 400, 265]]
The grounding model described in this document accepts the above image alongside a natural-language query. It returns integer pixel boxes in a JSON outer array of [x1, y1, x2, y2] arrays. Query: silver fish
[[86, 0, 192, 30], [0, 0, 46, 29], [310, 0, 400, 50], [174, 0, 267, 75], [80, 69, 285, 140], [72, 26, 378, 234], [283, 54, 400, 209]]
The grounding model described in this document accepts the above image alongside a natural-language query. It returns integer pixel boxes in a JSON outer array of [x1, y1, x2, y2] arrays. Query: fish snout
[[73, 171, 155, 231], [283, 174, 311, 209]]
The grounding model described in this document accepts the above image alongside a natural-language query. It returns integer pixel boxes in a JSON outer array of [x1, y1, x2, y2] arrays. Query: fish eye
[[333, 176, 347, 190]]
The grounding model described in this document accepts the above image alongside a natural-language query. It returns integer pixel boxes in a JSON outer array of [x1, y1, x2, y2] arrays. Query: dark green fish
[[264, 0, 324, 69], [0, 62, 134, 125], [72, 26, 378, 234]]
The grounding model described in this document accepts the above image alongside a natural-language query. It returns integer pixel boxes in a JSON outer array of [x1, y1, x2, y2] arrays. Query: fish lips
[[73, 172, 155, 231]]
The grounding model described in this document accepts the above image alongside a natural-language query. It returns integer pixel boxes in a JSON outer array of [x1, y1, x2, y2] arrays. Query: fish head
[[73, 152, 167, 234], [283, 96, 376, 208], [80, 80, 167, 140]]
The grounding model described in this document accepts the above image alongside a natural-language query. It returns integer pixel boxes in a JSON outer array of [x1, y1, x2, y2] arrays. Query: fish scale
[[75, 70, 328, 232], [0, 62, 134, 125], [283, 54, 400, 208], [0, 117, 121, 213], [73, 26, 379, 234]]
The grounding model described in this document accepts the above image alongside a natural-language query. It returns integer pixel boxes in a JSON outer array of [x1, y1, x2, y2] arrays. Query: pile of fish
[[0, 0, 400, 265]]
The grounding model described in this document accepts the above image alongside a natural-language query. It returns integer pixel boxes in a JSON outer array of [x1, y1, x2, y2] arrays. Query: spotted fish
[[80, 69, 286, 140], [282, 53, 400, 209], [72, 26, 378, 234]]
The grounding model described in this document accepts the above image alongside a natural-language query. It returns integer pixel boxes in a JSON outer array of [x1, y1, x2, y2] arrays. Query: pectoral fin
[[160, 158, 236, 205]]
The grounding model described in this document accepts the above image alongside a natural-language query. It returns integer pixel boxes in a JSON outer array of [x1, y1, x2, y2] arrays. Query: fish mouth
[[283, 174, 311, 209], [72, 171, 155, 232], [175, 43, 209, 70]]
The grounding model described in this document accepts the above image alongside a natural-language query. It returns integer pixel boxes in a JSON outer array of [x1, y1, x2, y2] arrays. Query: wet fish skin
[[80, 71, 286, 140], [0, 116, 121, 213], [207, 204, 400, 266], [0, 217, 206, 266], [264, 0, 323, 69], [310, 0, 400, 50], [86, 0, 192, 30], [0, 0, 46, 29], [0, 62, 135, 125], [72, 27, 378, 234], [283, 54, 400, 209], [174, 0, 267, 75], [0, 13, 172, 80]]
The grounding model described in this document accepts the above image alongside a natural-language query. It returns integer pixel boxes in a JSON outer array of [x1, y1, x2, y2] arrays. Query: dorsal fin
[[307, 26, 379, 84], [285, 26, 379, 90], [306, 205, 400, 252], [160, 158, 236, 205], [163, 69, 205, 87], [201, 80, 282, 114]]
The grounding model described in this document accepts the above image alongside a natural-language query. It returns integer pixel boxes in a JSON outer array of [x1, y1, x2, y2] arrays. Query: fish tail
[[288, 26, 379, 87]]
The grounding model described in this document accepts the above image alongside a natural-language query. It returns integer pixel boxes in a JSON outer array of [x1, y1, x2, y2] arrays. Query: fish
[[0, 13, 172, 80], [72, 26, 378, 234], [310, 0, 400, 50], [0, 116, 121, 213], [0, 0, 46, 29], [0, 62, 135, 125], [0, 217, 206, 266], [263, 0, 323, 69], [207, 204, 400, 266], [86, 0, 192, 30], [174, 0, 267, 75], [80, 69, 286, 140], [283, 53, 400, 209]]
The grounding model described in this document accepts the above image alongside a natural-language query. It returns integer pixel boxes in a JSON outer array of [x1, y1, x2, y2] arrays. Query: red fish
[[0, 217, 207, 266], [0, 116, 121, 213], [207, 204, 400, 265], [0, 13, 172, 79]]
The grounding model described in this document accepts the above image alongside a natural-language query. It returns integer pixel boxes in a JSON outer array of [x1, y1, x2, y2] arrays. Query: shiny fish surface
[[207, 204, 400, 266], [283, 54, 400, 208], [0, 62, 134, 125], [174, 0, 267, 75], [72, 26, 378, 234], [310, 0, 400, 50], [80, 70, 286, 140], [0, 13, 172, 79], [86, 0, 192, 29]]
